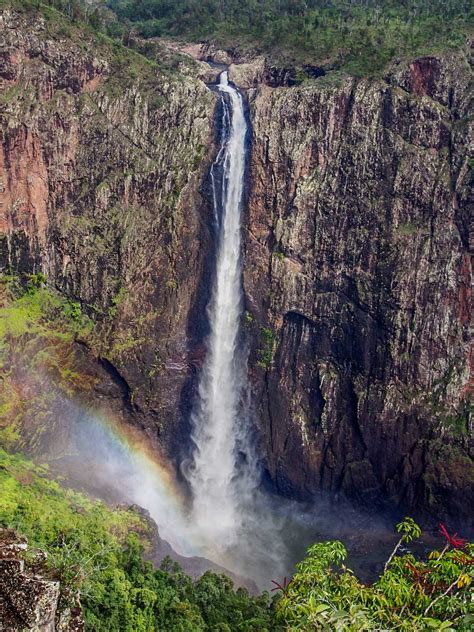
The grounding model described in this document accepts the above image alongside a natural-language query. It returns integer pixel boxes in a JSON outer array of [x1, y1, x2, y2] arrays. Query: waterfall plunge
[[188, 71, 257, 553]]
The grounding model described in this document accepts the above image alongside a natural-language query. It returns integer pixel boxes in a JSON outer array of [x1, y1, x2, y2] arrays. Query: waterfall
[[188, 71, 255, 552]]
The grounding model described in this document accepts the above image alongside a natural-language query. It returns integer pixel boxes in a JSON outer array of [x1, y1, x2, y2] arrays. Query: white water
[[188, 71, 257, 554]]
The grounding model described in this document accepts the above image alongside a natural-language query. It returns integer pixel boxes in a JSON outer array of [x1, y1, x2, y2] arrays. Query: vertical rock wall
[[0, 8, 216, 448], [243, 53, 472, 523], [0, 7, 471, 523]]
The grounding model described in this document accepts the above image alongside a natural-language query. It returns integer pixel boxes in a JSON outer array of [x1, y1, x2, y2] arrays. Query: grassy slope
[[0, 447, 153, 625], [0, 447, 277, 631]]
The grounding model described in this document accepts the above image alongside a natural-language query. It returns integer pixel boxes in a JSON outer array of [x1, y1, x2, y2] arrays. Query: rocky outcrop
[[0, 529, 83, 631], [243, 53, 473, 524], [166, 41, 305, 88]]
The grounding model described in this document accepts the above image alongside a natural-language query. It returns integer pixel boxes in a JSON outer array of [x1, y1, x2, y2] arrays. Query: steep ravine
[[0, 7, 472, 527]]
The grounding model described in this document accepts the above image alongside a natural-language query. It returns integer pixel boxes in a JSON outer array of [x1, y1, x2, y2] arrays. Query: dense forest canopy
[[105, 0, 473, 73]]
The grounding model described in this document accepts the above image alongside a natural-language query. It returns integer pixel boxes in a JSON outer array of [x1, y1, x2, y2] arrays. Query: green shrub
[[257, 326, 276, 369], [0, 274, 91, 340], [277, 517, 474, 630]]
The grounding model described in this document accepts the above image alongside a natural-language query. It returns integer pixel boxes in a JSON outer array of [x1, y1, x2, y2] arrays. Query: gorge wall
[[0, 7, 472, 525], [0, 7, 216, 454], [240, 55, 472, 523]]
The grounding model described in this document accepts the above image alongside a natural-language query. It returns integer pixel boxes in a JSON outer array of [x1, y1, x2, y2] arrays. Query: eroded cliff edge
[[0, 6, 472, 525]]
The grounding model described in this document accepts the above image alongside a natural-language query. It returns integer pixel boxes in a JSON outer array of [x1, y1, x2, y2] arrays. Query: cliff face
[[0, 8, 215, 448], [241, 54, 472, 522], [0, 7, 472, 524]]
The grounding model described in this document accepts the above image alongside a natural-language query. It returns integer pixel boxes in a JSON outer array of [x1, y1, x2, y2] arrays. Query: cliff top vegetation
[[107, 0, 473, 75], [4, 1, 471, 77], [0, 0, 199, 80]]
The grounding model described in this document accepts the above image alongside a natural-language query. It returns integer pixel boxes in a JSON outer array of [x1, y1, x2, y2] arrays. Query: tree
[[276, 519, 474, 630]]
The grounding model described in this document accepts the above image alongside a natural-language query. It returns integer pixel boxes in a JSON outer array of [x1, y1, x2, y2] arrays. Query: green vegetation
[[1, 456, 472, 631], [5, 1, 470, 77], [107, 287, 128, 318], [273, 250, 286, 262], [0, 274, 95, 448], [0, 0, 185, 95], [257, 326, 276, 369], [0, 273, 93, 346], [0, 273, 91, 342], [276, 517, 474, 630], [0, 273, 93, 365], [0, 81, 24, 104], [4, 0, 471, 79], [396, 221, 420, 235], [107, 0, 472, 76], [0, 448, 277, 630], [442, 408, 471, 436], [243, 310, 254, 327]]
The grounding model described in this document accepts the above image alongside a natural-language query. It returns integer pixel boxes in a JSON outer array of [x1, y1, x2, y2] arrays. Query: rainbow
[[48, 401, 202, 559]]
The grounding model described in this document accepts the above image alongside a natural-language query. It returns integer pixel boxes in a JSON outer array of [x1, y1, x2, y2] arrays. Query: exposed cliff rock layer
[[0, 7, 216, 448], [242, 53, 473, 523]]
